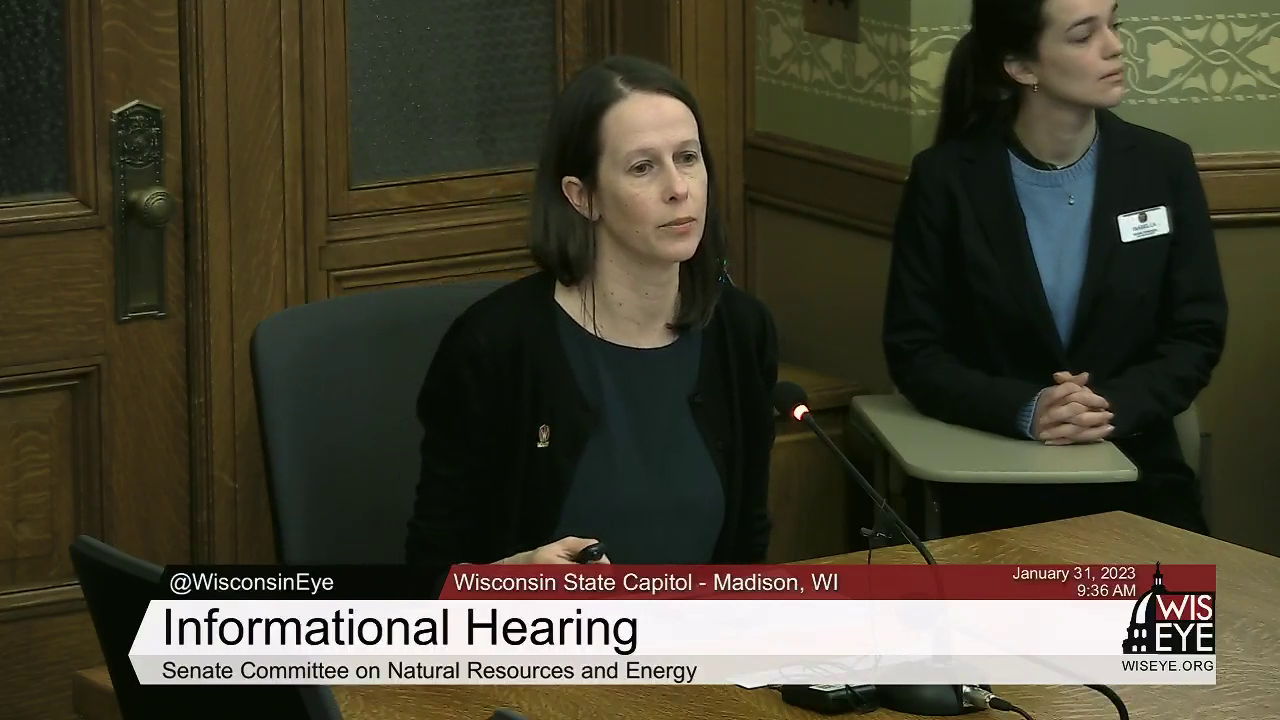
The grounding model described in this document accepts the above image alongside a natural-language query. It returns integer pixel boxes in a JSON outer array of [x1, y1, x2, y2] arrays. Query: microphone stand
[[796, 410, 935, 565], [790, 403, 990, 716]]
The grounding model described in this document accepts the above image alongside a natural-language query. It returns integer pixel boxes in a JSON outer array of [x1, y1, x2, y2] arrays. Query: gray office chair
[[69, 535, 342, 719], [249, 279, 509, 564]]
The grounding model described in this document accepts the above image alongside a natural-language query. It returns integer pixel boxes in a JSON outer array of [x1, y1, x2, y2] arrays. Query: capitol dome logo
[[1122, 563, 1214, 655]]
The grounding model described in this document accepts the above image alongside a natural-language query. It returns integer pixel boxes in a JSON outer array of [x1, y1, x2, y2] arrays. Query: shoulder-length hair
[[528, 55, 726, 330]]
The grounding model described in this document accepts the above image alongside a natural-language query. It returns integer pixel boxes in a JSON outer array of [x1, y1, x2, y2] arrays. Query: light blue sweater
[[1013, 139, 1100, 437]]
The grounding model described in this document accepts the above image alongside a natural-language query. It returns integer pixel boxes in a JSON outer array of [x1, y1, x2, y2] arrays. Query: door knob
[[126, 186, 174, 227], [111, 100, 169, 322]]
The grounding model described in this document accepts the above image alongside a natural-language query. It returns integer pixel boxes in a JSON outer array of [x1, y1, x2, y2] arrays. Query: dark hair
[[528, 54, 725, 330], [934, 0, 1048, 145]]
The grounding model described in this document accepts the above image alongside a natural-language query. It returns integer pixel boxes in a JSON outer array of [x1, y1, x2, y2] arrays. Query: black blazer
[[883, 110, 1227, 480], [405, 271, 779, 590]]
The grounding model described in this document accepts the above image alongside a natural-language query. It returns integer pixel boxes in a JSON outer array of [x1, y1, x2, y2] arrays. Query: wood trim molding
[[745, 133, 1280, 234], [608, 0, 673, 65], [181, 0, 233, 564], [320, 215, 529, 272], [183, 0, 309, 564], [1197, 152, 1280, 226], [328, 249, 536, 296], [744, 132, 907, 238], [674, 0, 749, 288]]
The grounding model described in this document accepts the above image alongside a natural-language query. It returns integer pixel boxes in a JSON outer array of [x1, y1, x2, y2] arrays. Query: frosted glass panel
[[346, 0, 558, 184], [0, 0, 70, 200]]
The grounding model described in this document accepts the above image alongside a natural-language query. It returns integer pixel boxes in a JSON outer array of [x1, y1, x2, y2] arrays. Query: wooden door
[[297, 0, 610, 303], [0, 1, 189, 718]]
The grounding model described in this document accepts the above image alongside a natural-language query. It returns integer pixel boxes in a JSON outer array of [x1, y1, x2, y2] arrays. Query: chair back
[[1173, 401, 1210, 527], [70, 534, 165, 716], [1173, 403, 1200, 479], [250, 279, 508, 564], [69, 535, 343, 719]]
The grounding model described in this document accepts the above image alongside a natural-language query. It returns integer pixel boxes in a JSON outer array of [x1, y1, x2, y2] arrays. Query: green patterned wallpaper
[[755, 0, 1280, 163]]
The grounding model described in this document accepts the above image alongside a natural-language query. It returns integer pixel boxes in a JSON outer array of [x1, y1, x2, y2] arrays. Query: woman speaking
[[405, 56, 779, 591]]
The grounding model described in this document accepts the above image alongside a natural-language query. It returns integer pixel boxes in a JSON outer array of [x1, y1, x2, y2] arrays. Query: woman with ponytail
[[882, 0, 1227, 537]]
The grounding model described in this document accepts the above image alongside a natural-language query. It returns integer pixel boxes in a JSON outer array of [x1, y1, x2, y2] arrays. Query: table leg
[[923, 481, 941, 540], [872, 448, 890, 500], [874, 454, 915, 549], [867, 449, 892, 549], [886, 459, 905, 513]]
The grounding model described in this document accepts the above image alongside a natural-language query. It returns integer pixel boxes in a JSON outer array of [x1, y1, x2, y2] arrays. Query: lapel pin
[[536, 424, 551, 448]]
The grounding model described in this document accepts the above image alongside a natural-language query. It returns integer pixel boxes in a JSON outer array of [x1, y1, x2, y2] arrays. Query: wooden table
[[74, 512, 1280, 719]]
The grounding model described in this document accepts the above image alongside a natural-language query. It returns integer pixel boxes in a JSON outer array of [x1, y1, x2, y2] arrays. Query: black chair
[[250, 279, 509, 564], [69, 534, 343, 719]]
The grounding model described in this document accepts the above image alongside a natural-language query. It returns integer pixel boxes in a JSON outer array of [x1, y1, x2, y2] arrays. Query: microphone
[[772, 381, 934, 565], [771, 381, 988, 716]]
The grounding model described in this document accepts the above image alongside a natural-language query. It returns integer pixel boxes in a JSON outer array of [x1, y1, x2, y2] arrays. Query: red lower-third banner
[[439, 564, 1214, 600]]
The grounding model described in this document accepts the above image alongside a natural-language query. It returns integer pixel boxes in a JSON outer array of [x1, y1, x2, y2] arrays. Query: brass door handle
[[126, 186, 174, 227], [111, 100, 169, 321]]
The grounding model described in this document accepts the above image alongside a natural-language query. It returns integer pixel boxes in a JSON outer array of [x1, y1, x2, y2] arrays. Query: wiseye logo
[[1122, 563, 1215, 655]]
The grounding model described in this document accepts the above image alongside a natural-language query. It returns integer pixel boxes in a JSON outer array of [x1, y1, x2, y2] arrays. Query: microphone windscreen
[[771, 381, 809, 416]]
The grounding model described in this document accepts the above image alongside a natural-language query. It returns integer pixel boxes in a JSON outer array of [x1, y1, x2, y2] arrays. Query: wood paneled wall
[[745, 137, 1280, 242]]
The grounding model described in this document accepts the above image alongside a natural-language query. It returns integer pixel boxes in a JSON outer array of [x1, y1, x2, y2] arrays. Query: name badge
[[1117, 206, 1171, 243]]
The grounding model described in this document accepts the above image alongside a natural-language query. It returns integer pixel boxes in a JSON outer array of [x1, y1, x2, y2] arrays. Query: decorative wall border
[[756, 2, 913, 114], [756, 0, 1280, 113]]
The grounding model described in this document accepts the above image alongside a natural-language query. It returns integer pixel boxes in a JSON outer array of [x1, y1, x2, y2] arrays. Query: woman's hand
[[497, 536, 610, 565], [1033, 372, 1114, 444]]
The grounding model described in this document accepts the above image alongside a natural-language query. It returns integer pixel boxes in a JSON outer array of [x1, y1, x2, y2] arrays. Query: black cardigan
[[405, 271, 779, 590]]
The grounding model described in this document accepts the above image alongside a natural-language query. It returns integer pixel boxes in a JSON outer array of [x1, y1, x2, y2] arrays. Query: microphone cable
[[964, 684, 1128, 720], [1086, 683, 1130, 719], [988, 696, 1034, 720]]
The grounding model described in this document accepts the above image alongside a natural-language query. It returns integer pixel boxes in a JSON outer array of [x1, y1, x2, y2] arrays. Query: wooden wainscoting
[[767, 366, 872, 563], [1196, 152, 1280, 226], [744, 131, 1280, 235], [744, 132, 908, 239], [326, 250, 539, 297]]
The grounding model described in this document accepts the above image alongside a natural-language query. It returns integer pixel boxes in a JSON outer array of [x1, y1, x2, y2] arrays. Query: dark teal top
[[551, 305, 725, 564]]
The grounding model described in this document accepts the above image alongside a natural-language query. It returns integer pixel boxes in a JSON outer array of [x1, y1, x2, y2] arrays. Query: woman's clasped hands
[[1033, 371, 1115, 445]]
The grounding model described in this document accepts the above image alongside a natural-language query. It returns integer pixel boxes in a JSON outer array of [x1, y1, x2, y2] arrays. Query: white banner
[[129, 600, 1217, 686]]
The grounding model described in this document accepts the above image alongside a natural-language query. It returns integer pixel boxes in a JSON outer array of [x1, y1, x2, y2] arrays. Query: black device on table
[[574, 542, 606, 563], [780, 684, 878, 714]]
